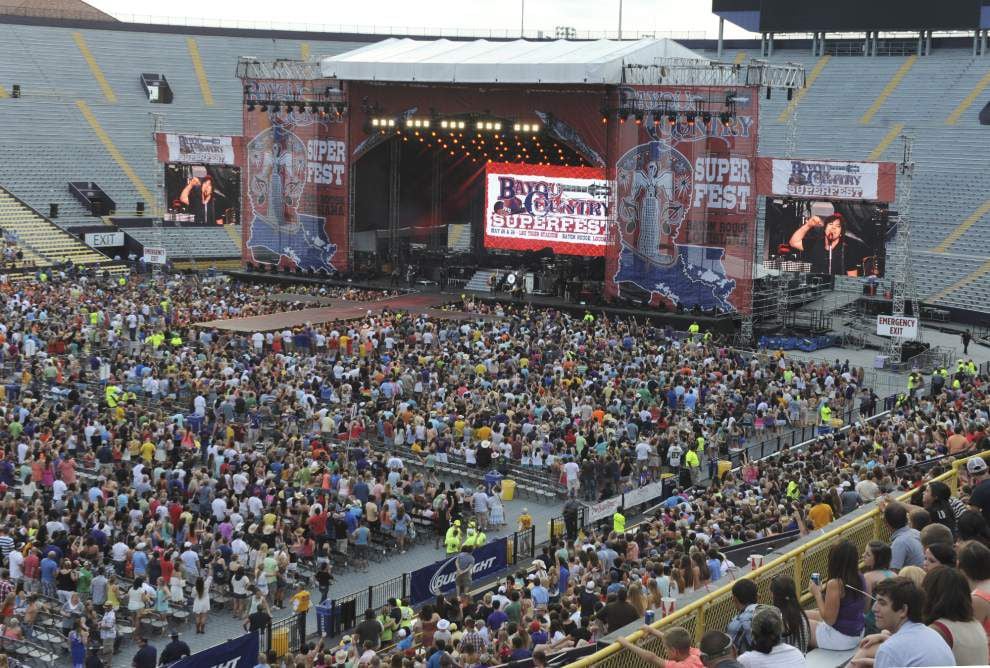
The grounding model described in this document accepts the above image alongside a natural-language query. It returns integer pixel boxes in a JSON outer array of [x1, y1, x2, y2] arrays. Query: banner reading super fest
[[241, 79, 349, 272], [605, 85, 759, 314]]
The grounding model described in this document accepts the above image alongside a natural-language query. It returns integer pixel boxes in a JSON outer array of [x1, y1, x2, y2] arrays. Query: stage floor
[[199, 292, 500, 332]]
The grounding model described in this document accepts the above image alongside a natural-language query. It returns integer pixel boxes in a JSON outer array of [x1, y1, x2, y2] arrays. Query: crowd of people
[[0, 266, 982, 668], [333, 362, 989, 668]]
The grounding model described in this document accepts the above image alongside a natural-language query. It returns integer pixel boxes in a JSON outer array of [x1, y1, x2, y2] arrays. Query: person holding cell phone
[[806, 540, 867, 650]]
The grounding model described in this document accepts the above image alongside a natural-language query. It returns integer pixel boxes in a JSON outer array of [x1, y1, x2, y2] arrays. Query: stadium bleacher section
[[0, 19, 989, 299]]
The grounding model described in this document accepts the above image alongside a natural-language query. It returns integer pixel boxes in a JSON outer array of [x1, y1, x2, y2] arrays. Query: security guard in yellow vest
[[400, 600, 415, 630], [104, 384, 121, 408], [688, 322, 700, 338], [462, 526, 480, 548], [169, 332, 182, 347], [819, 401, 832, 426], [583, 311, 594, 323], [907, 371, 922, 399], [613, 510, 626, 534], [444, 521, 462, 554], [967, 360, 977, 376], [703, 330, 712, 343]]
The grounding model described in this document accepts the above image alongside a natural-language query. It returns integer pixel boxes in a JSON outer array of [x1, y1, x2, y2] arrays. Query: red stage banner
[[155, 133, 244, 166], [605, 85, 760, 315], [483, 163, 609, 257], [240, 79, 349, 272], [755, 157, 897, 202]]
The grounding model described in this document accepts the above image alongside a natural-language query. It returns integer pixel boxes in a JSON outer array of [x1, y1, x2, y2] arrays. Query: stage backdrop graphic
[[241, 79, 349, 272], [605, 85, 759, 314], [483, 163, 609, 257]]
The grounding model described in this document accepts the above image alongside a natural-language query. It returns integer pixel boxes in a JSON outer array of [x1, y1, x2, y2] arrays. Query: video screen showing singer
[[179, 175, 227, 225], [788, 212, 858, 276]]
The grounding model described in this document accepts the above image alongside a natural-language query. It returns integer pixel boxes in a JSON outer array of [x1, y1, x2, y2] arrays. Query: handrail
[[565, 450, 989, 668]]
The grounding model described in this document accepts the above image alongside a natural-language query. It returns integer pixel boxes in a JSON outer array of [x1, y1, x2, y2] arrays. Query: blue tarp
[[757, 335, 841, 352]]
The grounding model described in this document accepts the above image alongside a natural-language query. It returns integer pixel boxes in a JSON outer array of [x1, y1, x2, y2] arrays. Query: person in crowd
[[770, 576, 810, 654], [727, 580, 760, 652], [616, 625, 703, 668], [862, 541, 897, 634], [922, 565, 989, 665], [850, 577, 955, 668], [957, 540, 990, 643], [736, 606, 807, 668], [806, 540, 866, 650]]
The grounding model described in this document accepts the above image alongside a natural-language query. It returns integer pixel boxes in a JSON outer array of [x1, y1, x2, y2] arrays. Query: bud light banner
[[170, 632, 258, 668], [484, 163, 610, 257], [410, 537, 508, 605], [605, 85, 759, 314]]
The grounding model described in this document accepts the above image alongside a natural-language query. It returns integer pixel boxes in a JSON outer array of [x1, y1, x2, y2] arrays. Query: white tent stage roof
[[320, 38, 709, 84]]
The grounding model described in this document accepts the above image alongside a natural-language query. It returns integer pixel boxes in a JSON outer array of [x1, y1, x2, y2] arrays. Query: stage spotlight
[[619, 116, 625, 125], [441, 120, 449, 129], [387, 119, 396, 127], [423, 119, 430, 128], [476, 121, 484, 130], [720, 112, 732, 127], [513, 123, 521, 131], [406, 119, 414, 127], [667, 113, 676, 126], [634, 112, 643, 125], [484, 122, 493, 130], [457, 121, 465, 129], [686, 113, 696, 126], [372, 118, 380, 127], [532, 124, 540, 133], [494, 122, 501, 130], [601, 115, 607, 124]]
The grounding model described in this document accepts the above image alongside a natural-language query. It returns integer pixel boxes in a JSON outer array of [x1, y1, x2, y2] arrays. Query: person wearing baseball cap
[[967, 456, 990, 524], [159, 631, 191, 665]]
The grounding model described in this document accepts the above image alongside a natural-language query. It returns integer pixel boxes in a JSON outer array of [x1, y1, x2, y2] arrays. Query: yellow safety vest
[[820, 405, 832, 423], [613, 512, 626, 534]]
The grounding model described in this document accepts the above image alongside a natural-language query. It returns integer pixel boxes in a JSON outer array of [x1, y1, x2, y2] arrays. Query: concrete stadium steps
[[0, 187, 109, 266]]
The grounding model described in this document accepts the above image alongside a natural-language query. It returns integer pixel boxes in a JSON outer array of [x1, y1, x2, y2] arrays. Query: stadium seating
[[122, 225, 242, 259], [0, 186, 110, 266], [2, 18, 990, 309]]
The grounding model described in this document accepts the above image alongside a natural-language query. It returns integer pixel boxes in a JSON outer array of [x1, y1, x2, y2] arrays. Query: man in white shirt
[[563, 460, 580, 494]]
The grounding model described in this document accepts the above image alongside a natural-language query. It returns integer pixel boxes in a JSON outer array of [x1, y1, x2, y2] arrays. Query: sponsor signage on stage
[[585, 496, 623, 525], [155, 132, 244, 166], [876, 315, 918, 338], [169, 632, 259, 668], [410, 537, 507, 604], [143, 247, 167, 265], [757, 158, 896, 202], [84, 231, 124, 248], [484, 163, 609, 257]]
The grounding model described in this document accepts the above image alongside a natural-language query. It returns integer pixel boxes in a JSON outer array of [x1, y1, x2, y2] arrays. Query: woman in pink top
[[958, 540, 990, 651]]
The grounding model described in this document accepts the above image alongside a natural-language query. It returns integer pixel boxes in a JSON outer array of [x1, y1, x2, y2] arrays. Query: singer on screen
[[180, 175, 225, 225], [788, 213, 858, 276]]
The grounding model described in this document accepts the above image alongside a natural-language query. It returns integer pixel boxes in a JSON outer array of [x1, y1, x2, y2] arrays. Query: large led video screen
[[165, 163, 241, 225], [764, 197, 887, 277], [483, 163, 609, 257]]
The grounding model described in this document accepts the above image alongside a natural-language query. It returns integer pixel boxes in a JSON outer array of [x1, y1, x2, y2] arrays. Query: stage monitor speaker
[[136, 201, 145, 216], [49, 203, 58, 219]]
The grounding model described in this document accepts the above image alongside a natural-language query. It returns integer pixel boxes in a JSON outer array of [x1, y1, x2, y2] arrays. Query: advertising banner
[[622, 480, 665, 509], [241, 79, 349, 272], [142, 247, 167, 265], [170, 632, 259, 668], [155, 132, 244, 166], [585, 496, 623, 525], [876, 315, 918, 338], [484, 163, 609, 256], [605, 85, 759, 314], [756, 158, 896, 203], [84, 231, 124, 248], [410, 537, 507, 605]]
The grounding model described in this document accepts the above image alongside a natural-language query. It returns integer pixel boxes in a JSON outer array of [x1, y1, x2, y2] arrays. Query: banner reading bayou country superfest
[[605, 85, 758, 314], [241, 79, 349, 272]]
